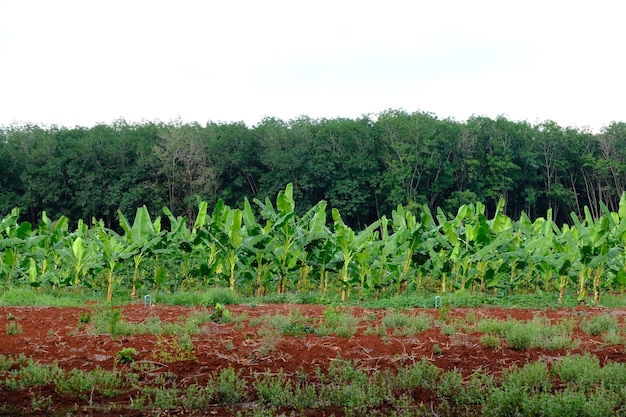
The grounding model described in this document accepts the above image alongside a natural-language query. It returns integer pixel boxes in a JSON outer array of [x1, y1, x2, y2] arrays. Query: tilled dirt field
[[0, 302, 624, 416]]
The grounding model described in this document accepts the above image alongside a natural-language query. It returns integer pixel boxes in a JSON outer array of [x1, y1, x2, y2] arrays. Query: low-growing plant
[[505, 322, 533, 350], [316, 308, 360, 337], [436, 370, 467, 406], [480, 333, 502, 349], [552, 353, 601, 392], [180, 383, 216, 409], [55, 368, 96, 396], [29, 390, 53, 413], [601, 331, 623, 346], [502, 361, 552, 394], [210, 302, 232, 323], [439, 322, 457, 336], [253, 369, 295, 407], [116, 347, 138, 364], [364, 323, 387, 337], [382, 310, 411, 328], [477, 318, 510, 335], [95, 367, 132, 397], [581, 314, 619, 336], [5, 321, 22, 335], [395, 358, 441, 390], [78, 311, 91, 324], [211, 366, 247, 404], [519, 389, 588, 417], [200, 288, 240, 307], [151, 334, 197, 363], [0, 354, 16, 372], [438, 303, 450, 322], [145, 385, 181, 409], [6, 358, 64, 390]]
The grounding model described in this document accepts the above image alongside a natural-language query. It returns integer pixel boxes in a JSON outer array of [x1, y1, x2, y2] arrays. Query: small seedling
[[116, 347, 138, 364], [151, 335, 197, 363], [210, 303, 232, 323], [438, 303, 450, 322], [6, 313, 17, 321], [6, 322, 23, 335], [78, 311, 91, 324]]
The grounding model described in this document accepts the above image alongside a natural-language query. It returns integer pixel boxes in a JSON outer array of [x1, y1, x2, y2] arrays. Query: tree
[[153, 122, 218, 220], [312, 116, 382, 227], [376, 110, 457, 215]]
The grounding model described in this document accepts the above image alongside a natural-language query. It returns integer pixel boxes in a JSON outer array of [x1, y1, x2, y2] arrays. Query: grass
[[0, 284, 606, 310]]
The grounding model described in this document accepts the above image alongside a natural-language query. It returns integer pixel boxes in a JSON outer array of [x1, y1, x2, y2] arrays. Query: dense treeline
[[1, 110, 625, 228]]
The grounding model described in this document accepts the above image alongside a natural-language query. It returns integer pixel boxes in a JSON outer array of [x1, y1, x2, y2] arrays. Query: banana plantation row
[[1, 183, 626, 303]]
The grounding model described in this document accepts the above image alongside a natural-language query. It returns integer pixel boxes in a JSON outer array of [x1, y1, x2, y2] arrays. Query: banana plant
[[32, 211, 69, 287], [58, 220, 103, 288], [368, 216, 398, 300], [162, 200, 208, 282], [223, 207, 244, 292], [600, 194, 626, 293], [198, 199, 246, 291], [93, 220, 127, 302], [254, 183, 301, 295], [118, 206, 163, 298], [194, 200, 228, 286], [332, 208, 380, 301], [568, 205, 611, 303], [240, 197, 273, 296], [295, 200, 330, 294], [390, 205, 429, 295], [0, 208, 35, 284]]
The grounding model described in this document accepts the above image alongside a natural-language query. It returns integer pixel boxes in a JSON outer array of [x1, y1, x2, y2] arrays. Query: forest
[[1, 109, 625, 229]]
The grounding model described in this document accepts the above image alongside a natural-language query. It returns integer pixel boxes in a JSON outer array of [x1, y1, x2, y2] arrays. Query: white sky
[[0, 0, 624, 132]]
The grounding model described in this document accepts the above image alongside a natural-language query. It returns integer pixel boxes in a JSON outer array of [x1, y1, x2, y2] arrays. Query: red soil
[[0, 302, 624, 416]]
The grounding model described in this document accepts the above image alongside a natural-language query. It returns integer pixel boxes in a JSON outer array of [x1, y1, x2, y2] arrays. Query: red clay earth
[[0, 302, 625, 416]]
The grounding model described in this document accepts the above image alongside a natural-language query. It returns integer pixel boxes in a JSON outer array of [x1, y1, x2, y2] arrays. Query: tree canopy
[[1, 111, 624, 228]]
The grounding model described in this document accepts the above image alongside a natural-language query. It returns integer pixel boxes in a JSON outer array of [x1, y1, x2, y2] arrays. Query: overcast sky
[[0, 0, 624, 132]]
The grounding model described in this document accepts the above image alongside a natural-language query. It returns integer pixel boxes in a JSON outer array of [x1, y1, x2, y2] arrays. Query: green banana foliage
[[1, 185, 626, 303]]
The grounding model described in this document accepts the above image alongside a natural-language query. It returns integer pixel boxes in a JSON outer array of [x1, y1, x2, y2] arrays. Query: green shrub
[[211, 366, 247, 404], [395, 358, 441, 390], [6, 359, 64, 389], [55, 368, 95, 396], [253, 369, 295, 407], [480, 333, 502, 349], [316, 308, 360, 337], [599, 361, 626, 391], [581, 314, 619, 336], [477, 318, 511, 335], [180, 384, 215, 409], [502, 361, 551, 394], [505, 322, 533, 350], [552, 354, 601, 392], [382, 310, 411, 328], [521, 389, 588, 417]]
